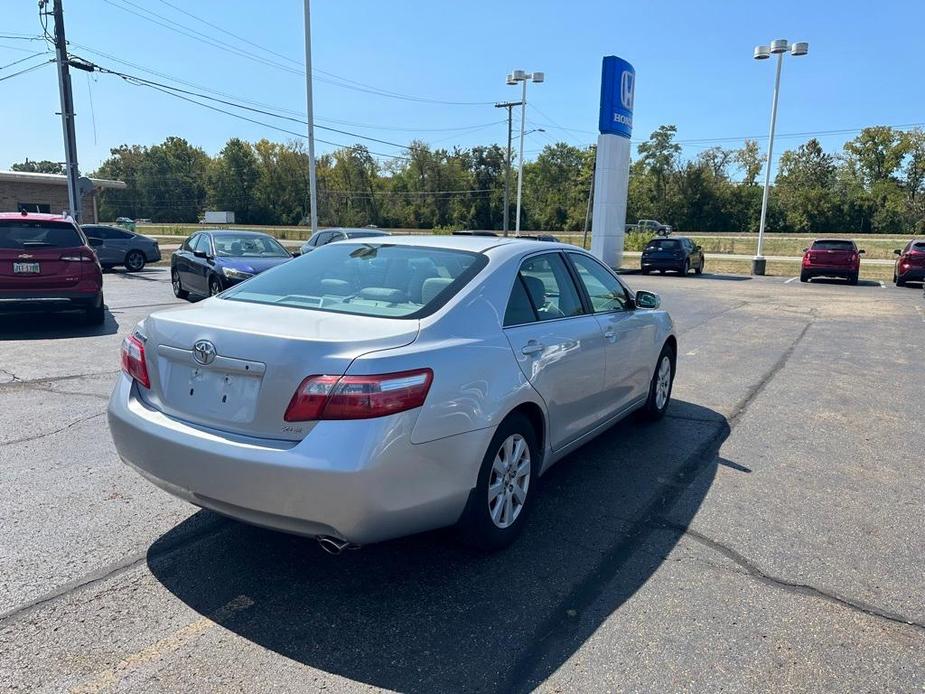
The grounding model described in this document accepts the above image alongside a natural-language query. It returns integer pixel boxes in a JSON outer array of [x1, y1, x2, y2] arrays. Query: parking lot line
[[784, 276, 799, 284], [70, 595, 254, 694]]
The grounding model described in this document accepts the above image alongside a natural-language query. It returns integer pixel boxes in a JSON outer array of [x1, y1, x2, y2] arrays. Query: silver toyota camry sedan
[[108, 236, 676, 551]]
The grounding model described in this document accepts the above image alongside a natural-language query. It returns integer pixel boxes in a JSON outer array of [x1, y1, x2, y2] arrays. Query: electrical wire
[[0, 58, 54, 83], [0, 51, 49, 70]]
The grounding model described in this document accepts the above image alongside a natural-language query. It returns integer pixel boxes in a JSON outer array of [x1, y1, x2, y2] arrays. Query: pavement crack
[[656, 520, 925, 633], [0, 369, 118, 392], [1, 411, 105, 447], [0, 367, 21, 382]]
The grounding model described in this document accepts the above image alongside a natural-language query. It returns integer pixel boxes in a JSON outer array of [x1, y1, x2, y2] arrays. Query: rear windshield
[[811, 240, 855, 251], [645, 239, 680, 250], [213, 234, 289, 258], [0, 221, 83, 249], [222, 243, 487, 318]]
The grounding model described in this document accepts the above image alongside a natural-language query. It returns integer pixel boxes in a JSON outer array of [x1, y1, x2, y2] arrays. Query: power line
[[0, 58, 54, 83], [0, 51, 49, 70], [99, 0, 495, 106]]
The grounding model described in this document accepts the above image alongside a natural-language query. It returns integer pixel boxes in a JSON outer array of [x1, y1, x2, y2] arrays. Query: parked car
[[801, 239, 864, 284], [171, 230, 293, 300], [115, 217, 136, 232], [634, 219, 672, 236], [109, 236, 675, 551], [0, 211, 104, 324], [82, 224, 161, 272], [893, 239, 925, 286], [300, 227, 391, 254], [641, 237, 704, 275]]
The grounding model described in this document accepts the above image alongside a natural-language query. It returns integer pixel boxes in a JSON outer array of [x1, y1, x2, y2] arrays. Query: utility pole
[[48, 0, 81, 221], [494, 101, 521, 236], [302, 0, 319, 235]]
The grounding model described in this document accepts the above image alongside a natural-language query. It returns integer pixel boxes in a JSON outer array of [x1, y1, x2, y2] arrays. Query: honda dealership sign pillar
[[591, 56, 635, 269]]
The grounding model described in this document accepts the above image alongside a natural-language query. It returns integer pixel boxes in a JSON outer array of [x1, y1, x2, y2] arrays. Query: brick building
[[0, 170, 127, 223]]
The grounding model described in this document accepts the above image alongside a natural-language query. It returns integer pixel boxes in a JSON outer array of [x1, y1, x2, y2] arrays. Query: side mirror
[[858, 249, 866, 254], [289, 249, 302, 257], [893, 249, 902, 255], [695, 245, 703, 251], [801, 248, 809, 253], [193, 250, 209, 259], [635, 290, 660, 310], [87, 237, 103, 247]]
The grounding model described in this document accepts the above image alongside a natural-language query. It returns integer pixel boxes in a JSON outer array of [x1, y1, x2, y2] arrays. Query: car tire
[[641, 268, 651, 275], [639, 344, 675, 421], [800, 272, 809, 283], [124, 250, 146, 272], [171, 269, 189, 299], [85, 294, 105, 326], [695, 258, 704, 275], [680, 259, 690, 275], [458, 412, 539, 551], [208, 276, 223, 297], [895, 274, 907, 287], [848, 273, 859, 286]]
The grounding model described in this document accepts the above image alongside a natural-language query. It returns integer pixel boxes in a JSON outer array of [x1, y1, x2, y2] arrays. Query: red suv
[[0, 211, 104, 324], [893, 239, 925, 286], [800, 239, 864, 285]]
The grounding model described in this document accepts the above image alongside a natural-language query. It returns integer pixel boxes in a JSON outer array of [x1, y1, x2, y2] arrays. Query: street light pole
[[495, 100, 521, 236], [303, 0, 319, 236], [507, 70, 544, 235], [752, 39, 808, 275]]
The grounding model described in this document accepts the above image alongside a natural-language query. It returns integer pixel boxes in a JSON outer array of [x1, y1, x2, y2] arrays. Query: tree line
[[13, 124, 923, 233]]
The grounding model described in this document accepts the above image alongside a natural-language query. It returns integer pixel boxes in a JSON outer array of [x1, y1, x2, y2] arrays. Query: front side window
[[223, 243, 486, 318], [191, 235, 211, 254], [515, 253, 584, 321], [568, 253, 631, 313]]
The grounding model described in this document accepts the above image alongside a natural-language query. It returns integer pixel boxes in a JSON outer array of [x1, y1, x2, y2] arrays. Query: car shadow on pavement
[[107, 268, 167, 282], [147, 399, 729, 693], [806, 277, 881, 288], [0, 308, 118, 340]]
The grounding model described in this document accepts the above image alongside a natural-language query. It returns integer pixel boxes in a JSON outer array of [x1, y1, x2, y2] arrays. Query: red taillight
[[60, 250, 97, 262], [284, 369, 433, 422], [120, 334, 150, 389]]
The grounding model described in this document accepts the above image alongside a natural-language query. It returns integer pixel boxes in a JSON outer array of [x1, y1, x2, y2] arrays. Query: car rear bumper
[[146, 248, 162, 262], [802, 266, 857, 278], [107, 375, 493, 545], [0, 290, 101, 311], [641, 258, 685, 270], [897, 267, 925, 281]]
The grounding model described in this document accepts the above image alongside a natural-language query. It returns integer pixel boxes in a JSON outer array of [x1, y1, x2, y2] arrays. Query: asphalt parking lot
[[0, 267, 923, 693]]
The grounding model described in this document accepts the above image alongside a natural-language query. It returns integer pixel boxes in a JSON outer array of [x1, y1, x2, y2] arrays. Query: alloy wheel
[[655, 355, 672, 410], [487, 434, 531, 529]]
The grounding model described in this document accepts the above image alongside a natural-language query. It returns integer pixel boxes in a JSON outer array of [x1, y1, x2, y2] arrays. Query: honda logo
[[192, 340, 216, 365], [620, 70, 635, 111]]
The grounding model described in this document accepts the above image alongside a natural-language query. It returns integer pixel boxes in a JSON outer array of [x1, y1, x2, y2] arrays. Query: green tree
[[208, 138, 260, 223], [734, 139, 764, 186], [637, 125, 680, 203], [10, 159, 66, 174]]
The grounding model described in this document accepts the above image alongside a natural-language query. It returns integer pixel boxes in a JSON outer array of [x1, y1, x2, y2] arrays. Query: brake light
[[60, 251, 97, 262], [120, 334, 150, 388], [284, 369, 433, 421]]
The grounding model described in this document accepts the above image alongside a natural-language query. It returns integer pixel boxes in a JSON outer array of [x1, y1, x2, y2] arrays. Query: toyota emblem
[[192, 340, 216, 365]]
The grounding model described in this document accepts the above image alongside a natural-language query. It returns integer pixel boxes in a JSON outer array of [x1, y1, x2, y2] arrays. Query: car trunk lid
[[137, 298, 419, 440]]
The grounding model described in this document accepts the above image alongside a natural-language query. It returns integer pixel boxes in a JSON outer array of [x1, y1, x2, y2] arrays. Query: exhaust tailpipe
[[317, 536, 353, 555]]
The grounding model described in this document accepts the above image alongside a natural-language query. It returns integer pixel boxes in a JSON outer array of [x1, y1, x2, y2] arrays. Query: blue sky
[[3, 0, 924, 174]]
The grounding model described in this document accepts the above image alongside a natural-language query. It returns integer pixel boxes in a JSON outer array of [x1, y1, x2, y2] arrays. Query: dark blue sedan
[[171, 230, 293, 300]]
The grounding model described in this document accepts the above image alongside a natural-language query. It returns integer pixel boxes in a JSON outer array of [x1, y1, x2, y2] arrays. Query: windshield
[[811, 240, 855, 251], [223, 243, 486, 318], [645, 239, 680, 250], [213, 234, 289, 258], [0, 221, 83, 249]]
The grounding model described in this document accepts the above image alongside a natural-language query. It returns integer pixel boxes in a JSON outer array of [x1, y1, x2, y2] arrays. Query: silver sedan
[[108, 236, 676, 551]]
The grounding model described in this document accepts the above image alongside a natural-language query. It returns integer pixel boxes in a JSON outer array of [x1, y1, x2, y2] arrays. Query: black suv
[[641, 237, 705, 275]]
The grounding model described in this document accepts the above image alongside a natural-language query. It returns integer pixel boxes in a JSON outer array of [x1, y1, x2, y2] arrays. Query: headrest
[[421, 277, 453, 305], [521, 275, 546, 308], [358, 287, 406, 303]]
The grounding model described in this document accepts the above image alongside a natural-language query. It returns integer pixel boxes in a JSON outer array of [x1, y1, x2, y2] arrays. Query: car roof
[[200, 229, 275, 237], [312, 227, 390, 235], [328, 233, 582, 258], [0, 212, 73, 222], [812, 238, 855, 243]]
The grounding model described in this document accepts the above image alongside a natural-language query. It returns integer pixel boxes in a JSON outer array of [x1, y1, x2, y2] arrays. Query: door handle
[[521, 342, 545, 356], [603, 328, 617, 343]]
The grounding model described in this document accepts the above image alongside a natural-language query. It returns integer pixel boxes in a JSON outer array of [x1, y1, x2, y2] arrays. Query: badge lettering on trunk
[[193, 340, 216, 365]]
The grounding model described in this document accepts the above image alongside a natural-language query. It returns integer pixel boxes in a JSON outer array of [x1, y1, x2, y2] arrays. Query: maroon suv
[[800, 239, 864, 285], [893, 239, 925, 286], [0, 211, 104, 324]]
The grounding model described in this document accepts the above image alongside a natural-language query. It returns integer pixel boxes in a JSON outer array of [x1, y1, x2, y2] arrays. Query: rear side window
[[223, 243, 487, 318], [811, 240, 855, 251], [0, 221, 83, 249], [504, 277, 537, 326], [516, 253, 584, 321]]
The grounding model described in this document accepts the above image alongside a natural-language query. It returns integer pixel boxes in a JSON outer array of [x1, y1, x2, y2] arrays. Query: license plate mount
[[13, 262, 41, 274]]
